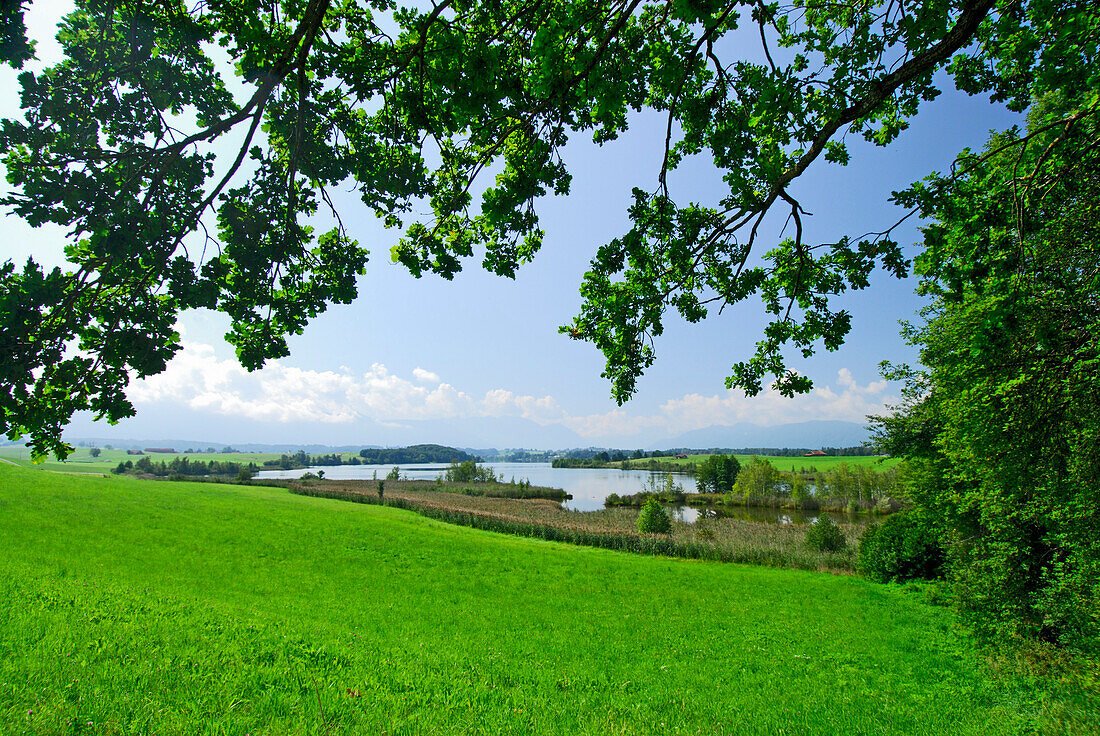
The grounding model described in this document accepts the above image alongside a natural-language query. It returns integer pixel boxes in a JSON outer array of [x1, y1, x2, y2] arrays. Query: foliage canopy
[[1, 0, 1098, 457], [873, 92, 1100, 649], [695, 453, 740, 493]]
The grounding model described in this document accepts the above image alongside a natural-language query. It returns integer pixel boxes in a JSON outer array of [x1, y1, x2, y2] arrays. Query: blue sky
[[1, 2, 1022, 448]]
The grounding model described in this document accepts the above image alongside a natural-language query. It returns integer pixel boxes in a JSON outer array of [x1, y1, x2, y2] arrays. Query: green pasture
[[0, 445, 363, 473], [0, 464, 1054, 735], [623, 454, 902, 473]]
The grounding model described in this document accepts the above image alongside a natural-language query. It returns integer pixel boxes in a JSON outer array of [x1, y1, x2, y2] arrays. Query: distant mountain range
[[61, 420, 870, 454]]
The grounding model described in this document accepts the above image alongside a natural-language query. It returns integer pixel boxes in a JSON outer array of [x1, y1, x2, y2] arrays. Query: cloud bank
[[128, 341, 896, 441]]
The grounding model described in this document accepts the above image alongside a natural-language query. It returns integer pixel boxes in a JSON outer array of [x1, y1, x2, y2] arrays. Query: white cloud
[[129, 342, 895, 439], [412, 367, 441, 384], [558, 369, 898, 439]]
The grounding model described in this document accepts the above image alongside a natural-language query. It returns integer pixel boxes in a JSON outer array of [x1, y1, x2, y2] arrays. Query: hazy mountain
[[61, 405, 868, 452], [62, 412, 587, 452]]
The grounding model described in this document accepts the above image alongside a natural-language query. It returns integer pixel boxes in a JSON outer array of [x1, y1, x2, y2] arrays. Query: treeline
[[718, 458, 902, 512], [552, 457, 640, 469], [113, 456, 256, 478], [358, 444, 477, 464], [604, 457, 902, 513], [263, 450, 362, 469], [554, 442, 871, 459], [553, 456, 699, 472], [474, 449, 558, 463], [620, 459, 700, 473], [716, 446, 877, 457]]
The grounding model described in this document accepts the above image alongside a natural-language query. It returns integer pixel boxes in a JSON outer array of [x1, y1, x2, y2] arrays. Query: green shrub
[[805, 516, 846, 552], [637, 497, 671, 534], [858, 511, 945, 583]]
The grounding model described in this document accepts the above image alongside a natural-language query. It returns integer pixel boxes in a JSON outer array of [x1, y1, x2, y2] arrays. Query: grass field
[[0, 445, 901, 476], [0, 464, 1089, 734], [619, 454, 902, 473], [0, 445, 362, 474], [293, 479, 864, 572]]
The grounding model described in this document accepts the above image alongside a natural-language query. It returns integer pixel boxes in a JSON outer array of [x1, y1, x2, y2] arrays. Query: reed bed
[[288, 479, 860, 572]]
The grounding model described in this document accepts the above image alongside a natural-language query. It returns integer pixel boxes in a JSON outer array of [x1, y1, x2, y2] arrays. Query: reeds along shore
[[287, 479, 861, 573]]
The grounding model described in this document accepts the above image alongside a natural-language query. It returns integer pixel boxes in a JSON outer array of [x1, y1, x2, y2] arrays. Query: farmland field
[[0, 464, 1078, 734], [0, 445, 360, 473], [617, 454, 903, 473]]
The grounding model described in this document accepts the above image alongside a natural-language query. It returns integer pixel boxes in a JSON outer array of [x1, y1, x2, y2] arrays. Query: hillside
[[0, 465, 1058, 734]]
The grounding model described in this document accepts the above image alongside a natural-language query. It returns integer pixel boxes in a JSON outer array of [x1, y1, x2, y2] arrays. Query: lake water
[[256, 461, 860, 525], [257, 461, 694, 510]]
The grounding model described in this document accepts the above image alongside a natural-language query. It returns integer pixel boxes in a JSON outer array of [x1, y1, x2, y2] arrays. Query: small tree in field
[[637, 497, 671, 535], [806, 516, 847, 553]]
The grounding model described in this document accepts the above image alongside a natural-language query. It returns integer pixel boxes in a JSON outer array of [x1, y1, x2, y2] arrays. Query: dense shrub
[[858, 511, 945, 583], [637, 498, 671, 534], [805, 516, 846, 552], [443, 460, 498, 483]]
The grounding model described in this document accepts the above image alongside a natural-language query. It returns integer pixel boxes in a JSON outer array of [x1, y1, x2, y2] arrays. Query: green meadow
[[0, 446, 361, 474], [0, 464, 1074, 734], [621, 454, 902, 473]]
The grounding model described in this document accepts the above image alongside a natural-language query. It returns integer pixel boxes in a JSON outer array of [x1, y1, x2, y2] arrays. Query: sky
[[0, 2, 1023, 449]]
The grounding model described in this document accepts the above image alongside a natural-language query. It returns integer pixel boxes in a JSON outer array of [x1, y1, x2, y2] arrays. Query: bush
[[442, 460, 497, 483], [806, 516, 846, 552], [637, 497, 671, 534], [858, 511, 945, 583]]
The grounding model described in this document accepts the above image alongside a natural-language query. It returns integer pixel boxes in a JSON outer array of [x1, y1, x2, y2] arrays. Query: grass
[[0, 464, 1091, 734], [0, 445, 901, 476], [0, 446, 369, 474], [618, 454, 902, 473], [294, 479, 863, 572]]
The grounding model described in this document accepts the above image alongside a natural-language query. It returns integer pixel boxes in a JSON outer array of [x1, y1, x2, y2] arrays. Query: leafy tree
[[88, 447, 100, 458], [788, 474, 814, 509], [873, 93, 1100, 649], [858, 511, 946, 583], [695, 454, 740, 493], [730, 456, 781, 502], [805, 516, 846, 553], [3, 1, 1098, 457], [443, 459, 497, 483], [637, 496, 671, 534]]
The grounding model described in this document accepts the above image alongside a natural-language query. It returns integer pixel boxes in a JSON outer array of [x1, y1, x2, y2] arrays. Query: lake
[[256, 461, 862, 525], [257, 461, 693, 510]]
